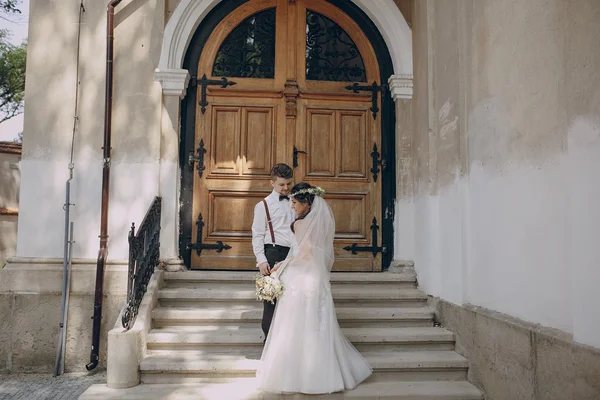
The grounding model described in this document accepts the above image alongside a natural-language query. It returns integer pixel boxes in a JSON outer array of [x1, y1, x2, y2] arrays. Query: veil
[[258, 196, 374, 393], [273, 196, 335, 278]]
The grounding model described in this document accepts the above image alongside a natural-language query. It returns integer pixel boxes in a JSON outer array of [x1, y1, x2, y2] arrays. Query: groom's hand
[[258, 262, 271, 276], [271, 262, 282, 273]]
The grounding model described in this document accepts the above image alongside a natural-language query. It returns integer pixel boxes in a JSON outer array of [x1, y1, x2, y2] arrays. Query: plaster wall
[[16, 0, 166, 262], [411, 0, 600, 349]]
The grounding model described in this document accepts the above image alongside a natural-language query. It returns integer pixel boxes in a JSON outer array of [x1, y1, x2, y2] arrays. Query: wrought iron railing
[[122, 196, 162, 330]]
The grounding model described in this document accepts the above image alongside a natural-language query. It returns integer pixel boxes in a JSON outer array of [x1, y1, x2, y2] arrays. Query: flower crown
[[289, 186, 326, 198]]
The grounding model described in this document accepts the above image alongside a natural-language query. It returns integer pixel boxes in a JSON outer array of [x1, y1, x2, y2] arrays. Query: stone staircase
[[81, 270, 483, 399]]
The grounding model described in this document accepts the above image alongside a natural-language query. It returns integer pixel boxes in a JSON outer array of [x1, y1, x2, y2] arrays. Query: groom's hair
[[270, 163, 293, 180]]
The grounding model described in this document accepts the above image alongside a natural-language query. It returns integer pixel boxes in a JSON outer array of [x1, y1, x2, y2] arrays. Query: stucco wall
[[411, 0, 600, 349], [0, 0, 165, 373], [17, 0, 164, 262]]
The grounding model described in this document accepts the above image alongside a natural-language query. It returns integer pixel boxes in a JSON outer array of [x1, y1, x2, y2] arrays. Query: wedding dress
[[256, 196, 372, 394]]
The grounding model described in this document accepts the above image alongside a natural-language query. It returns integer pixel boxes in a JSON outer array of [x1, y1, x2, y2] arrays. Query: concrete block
[[10, 294, 61, 373], [473, 310, 535, 400], [64, 294, 126, 373], [435, 300, 600, 400], [0, 293, 13, 372], [535, 332, 575, 400], [572, 342, 600, 400], [437, 300, 476, 358], [107, 271, 162, 388]]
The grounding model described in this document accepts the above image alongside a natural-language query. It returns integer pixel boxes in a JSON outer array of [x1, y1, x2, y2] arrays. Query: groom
[[252, 163, 295, 341]]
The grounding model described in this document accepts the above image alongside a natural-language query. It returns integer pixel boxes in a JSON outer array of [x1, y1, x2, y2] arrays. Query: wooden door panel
[[296, 99, 381, 271], [300, 102, 372, 182], [208, 191, 261, 237], [242, 107, 274, 176], [210, 107, 241, 175], [326, 194, 367, 239], [192, 95, 282, 269], [338, 111, 367, 178], [307, 110, 336, 177]]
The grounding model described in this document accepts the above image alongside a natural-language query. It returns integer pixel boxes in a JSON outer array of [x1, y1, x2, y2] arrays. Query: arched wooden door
[[190, 0, 384, 271]]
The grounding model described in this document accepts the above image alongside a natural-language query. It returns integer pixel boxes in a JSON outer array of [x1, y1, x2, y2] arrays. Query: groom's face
[[271, 177, 293, 195]]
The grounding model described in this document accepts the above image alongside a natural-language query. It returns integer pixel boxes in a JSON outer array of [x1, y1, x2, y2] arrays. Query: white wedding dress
[[256, 197, 372, 394]]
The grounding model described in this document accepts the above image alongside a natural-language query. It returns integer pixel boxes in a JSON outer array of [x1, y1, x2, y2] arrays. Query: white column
[[388, 74, 415, 265], [155, 68, 190, 262]]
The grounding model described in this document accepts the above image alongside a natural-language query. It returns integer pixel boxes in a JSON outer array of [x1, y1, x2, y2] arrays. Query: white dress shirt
[[252, 190, 295, 266]]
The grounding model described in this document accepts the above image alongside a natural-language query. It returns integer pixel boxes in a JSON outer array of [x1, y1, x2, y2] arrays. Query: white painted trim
[[157, 0, 412, 77], [155, 68, 190, 98], [349, 0, 413, 75], [158, 0, 221, 71], [388, 74, 413, 100]]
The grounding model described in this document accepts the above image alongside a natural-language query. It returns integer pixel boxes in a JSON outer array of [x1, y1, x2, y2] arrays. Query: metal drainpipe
[[86, 0, 123, 371]]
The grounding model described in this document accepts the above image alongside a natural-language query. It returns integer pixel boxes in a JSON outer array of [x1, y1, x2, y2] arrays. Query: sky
[[0, 0, 30, 142]]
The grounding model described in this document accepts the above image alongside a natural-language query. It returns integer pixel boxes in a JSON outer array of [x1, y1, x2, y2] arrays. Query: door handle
[[293, 146, 307, 168]]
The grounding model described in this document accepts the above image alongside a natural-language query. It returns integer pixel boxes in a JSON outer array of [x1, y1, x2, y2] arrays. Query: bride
[[256, 182, 372, 394]]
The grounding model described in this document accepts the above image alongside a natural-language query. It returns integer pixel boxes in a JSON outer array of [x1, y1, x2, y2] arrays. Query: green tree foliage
[[0, 30, 26, 123], [1, 0, 21, 15]]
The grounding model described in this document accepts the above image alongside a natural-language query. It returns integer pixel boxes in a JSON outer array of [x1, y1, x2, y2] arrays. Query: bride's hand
[[271, 262, 282, 273]]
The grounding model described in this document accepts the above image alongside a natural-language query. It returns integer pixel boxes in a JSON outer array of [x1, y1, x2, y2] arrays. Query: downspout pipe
[[86, 0, 122, 371]]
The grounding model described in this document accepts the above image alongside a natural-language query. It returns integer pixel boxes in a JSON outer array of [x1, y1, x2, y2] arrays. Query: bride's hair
[[290, 182, 315, 205], [290, 182, 314, 233]]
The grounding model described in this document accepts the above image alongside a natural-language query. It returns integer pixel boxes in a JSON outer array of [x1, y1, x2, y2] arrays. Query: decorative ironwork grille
[[306, 10, 367, 82], [212, 8, 276, 79], [122, 197, 162, 330]]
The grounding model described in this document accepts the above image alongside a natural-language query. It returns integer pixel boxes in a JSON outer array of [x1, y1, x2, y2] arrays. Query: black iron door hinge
[[193, 73, 237, 114], [187, 212, 232, 255], [370, 143, 386, 182], [344, 81, 387, 120], [343, 217, 386, 257]]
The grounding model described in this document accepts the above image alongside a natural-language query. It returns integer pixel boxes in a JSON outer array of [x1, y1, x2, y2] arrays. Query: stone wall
[[433, 298, 600, 400], [0, 148, 20, 267], [0, 260, 127, 372]]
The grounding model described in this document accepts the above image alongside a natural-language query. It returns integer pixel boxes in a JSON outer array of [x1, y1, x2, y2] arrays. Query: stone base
[[0, 258, 128, 373], [432, 298, 600, 400], [107, 270, 163, 388], [388, 259, 416, 274]]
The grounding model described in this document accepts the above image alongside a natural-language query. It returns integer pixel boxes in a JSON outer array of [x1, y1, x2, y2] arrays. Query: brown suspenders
[[262, 199, 276, 244]]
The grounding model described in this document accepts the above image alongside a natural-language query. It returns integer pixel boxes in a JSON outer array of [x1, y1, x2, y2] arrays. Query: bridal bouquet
[[255, 273, 284, 304]]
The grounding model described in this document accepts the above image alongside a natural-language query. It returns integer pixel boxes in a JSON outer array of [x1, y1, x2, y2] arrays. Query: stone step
[[164, 271, 417, 288], [146, 327, 455, 352], [152, 305, 434, 328], [157, 287, 428, 308], [140, 350, 469, 383], [80, 380, 484, 400]]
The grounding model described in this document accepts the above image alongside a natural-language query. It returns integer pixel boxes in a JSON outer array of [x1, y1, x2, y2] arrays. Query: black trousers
[[261, 244, 290, 341]]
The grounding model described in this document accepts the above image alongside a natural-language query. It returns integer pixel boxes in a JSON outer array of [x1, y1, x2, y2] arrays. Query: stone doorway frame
[[155, 0, 414, 265]]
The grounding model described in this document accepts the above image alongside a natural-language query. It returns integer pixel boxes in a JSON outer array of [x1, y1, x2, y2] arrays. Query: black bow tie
[[279, 195, 289, 201]]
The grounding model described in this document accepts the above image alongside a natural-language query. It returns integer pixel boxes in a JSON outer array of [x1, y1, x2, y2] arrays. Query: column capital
[[155, 68, 190, 99], [388, 74, 413, 100]]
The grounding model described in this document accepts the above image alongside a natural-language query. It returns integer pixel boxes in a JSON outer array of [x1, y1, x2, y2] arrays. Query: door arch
[[179, 0, 396, 271]]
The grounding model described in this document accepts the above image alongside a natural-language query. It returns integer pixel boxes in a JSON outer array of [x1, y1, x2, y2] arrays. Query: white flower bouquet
[[255, 273, 284, 304]]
